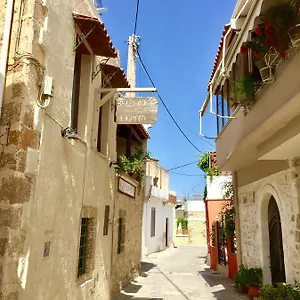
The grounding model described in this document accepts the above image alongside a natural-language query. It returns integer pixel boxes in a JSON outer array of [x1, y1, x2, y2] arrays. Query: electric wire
[[174, 114, 215, 148], [168, 160, 199, 171], [133, 0, 140, 35], [169, 171, 205, 177], [137, 49, 204, 154]]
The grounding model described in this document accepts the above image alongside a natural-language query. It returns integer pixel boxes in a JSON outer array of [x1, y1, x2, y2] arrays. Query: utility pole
[[126, 34, 140, 98], [127, 34, 153, 130]]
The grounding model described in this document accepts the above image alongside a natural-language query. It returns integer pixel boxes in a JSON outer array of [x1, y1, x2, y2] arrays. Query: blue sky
[[102, 0, 237, 199]]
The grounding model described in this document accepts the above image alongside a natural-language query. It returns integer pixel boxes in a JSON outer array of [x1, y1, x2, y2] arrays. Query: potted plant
[[234, 73, 256, 112], [234, 265, 249, 294], [246, 267, 263, 298], [260, 283, 288, 300]]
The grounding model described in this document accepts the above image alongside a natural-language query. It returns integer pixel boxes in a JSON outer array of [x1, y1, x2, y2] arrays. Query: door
[[165, 218, 169, 247], [268, 196, 286, 283], [216, 220, 227, 266]]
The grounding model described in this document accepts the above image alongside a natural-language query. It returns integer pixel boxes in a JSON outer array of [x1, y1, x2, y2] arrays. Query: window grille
[[78, 218, 89, 277]]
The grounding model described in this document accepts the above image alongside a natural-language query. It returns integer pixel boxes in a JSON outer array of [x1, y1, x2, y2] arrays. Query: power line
[[137, 50, 204, 154], [133, 0, 140, 35], [174, 115, 215, 148], [169, 171, 204, 177], [168, 160, 199, 171]]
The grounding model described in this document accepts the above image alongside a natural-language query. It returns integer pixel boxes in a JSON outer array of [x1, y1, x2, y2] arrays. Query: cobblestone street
[[113, 246, 248, 300]]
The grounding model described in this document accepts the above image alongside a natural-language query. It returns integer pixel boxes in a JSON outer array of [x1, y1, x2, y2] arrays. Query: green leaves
[[116, 148, 150, 183], [234, 74, 256, 98]]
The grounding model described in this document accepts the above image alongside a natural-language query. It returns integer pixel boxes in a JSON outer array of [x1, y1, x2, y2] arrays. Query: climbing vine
[[220, 181, 235, 238]]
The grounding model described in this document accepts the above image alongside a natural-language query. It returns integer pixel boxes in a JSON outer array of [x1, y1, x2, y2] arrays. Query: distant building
[[142, 159, 176, 256]]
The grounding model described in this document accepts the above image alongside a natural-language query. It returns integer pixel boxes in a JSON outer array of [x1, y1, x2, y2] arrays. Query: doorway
[[165, 218, 169, 247], [268, 196, 286, 283]]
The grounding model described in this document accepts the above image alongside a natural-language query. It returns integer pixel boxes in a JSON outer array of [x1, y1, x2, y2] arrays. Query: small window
[[150, 208, 156, 237], [78, 218, 89, 277], [103, 205, 110, 236], [117, 217, 125, 254], [97, 106, 103, 153], [71, 47, 82, 132]]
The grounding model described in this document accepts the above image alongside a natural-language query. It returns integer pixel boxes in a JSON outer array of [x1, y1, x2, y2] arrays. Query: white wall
[[186, 200, 205, 212], [207, 175, 232, 200], [142, 198, 174, 256]]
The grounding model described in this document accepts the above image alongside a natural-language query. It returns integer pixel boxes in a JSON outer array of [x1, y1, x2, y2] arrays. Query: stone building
[[174, 198, 206, 247], [200, 0, 300, 285], [111, 124, 149, 293], [0, 0, 150, 299], [142, 158, 176, 256]]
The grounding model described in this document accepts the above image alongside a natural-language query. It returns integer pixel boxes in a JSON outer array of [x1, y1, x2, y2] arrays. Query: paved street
[[113, 246, 248, 300]]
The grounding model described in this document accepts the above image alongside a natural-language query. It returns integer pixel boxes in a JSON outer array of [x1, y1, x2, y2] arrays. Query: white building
[[142, 159, 176, 256]]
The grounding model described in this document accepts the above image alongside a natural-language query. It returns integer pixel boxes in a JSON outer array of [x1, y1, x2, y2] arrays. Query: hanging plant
[[197, 152, 220, 182], [115, 148, 150, 183]]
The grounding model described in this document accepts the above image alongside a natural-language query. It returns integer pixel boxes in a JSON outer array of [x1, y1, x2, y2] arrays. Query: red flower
[[254, 27, 262, 36], [241, 46, 248, 54], [253, 51, 259, 59]]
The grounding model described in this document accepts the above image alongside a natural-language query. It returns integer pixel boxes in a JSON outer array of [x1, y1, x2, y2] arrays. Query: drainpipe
[[232, 171, 243, 266], [0, 0, 15, 119]]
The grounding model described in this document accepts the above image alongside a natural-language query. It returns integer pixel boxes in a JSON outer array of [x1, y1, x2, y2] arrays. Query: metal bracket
[[73, 24, 96, 53], [101, 69, 118, 89], [92, 57, 110, 81]]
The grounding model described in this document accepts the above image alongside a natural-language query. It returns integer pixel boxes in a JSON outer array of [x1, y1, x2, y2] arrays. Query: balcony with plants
[[214, 0, 300, 171], [115, 125, 149, 185]]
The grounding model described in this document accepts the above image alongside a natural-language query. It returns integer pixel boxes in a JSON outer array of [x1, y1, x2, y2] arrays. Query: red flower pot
[[240, 285, 249, 294], [248, 286, 260, 298]]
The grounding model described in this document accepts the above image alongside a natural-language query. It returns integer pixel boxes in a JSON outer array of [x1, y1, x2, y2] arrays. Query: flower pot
[[289, 24, 300, 47], [248, 286, 260, 298], [240, 285, 249, 294], [259, 66, 275, 84]]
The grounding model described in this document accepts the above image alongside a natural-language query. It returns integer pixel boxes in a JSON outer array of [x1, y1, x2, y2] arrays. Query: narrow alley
[[113, 247, 247, 300]]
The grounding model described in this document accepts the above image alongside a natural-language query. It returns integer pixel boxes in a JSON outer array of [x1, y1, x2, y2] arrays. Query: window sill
[[76, 273, 93, 286]]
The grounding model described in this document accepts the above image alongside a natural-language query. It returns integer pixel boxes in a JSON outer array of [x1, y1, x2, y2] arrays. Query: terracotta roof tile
[[208, 25, 236, 89], [73, 13, 117, 57]]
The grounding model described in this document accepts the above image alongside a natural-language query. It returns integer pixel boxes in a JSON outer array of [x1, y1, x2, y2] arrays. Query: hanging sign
[[115, 97, 158, 124], [118, 178, 136, 198]]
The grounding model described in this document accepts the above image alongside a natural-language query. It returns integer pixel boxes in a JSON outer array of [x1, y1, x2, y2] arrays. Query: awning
[[101, 64, 130, 88], [208, 25, 235, 87], [224, 0, 264, 77], [73, 13, 117, 57]]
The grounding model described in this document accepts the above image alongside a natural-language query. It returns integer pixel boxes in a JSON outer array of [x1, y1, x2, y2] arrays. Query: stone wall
[[0, 1, 120, 299], [174, 212, 206, 246], [237, 159, 300, 284], [111, 175, 145, 294]]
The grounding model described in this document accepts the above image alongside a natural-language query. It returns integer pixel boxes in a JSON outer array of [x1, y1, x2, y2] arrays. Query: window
[[150, 208, 156, 237], [71, 35, 92, 138], [78, 218, 89, 277], [96, 95, 110, 155], [97, 106, 103, 153], [77, 207, 97, 281], [117, 217, 124, 254], [71, 45, 82, 132], [103, 205, 110, 236]]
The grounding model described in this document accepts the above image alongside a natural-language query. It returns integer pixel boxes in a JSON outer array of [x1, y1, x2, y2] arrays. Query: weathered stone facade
[[111, 175, 145, 294], [238, 159, 300, 284], [0, 0, 142, 299]]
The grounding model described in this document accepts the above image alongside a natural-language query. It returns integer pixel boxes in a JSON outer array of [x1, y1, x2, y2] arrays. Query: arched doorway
[[268, 196, 286, 283]]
